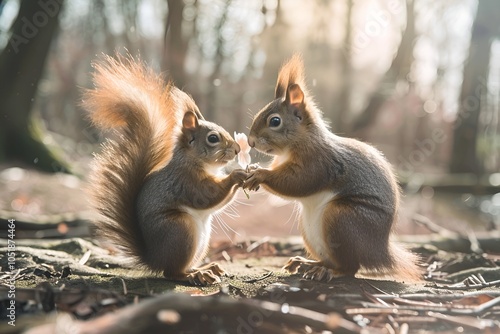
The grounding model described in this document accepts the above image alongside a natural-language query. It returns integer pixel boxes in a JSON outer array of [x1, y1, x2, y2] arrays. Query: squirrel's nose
[[235, 144, 241, 155], [248, 136, 256, 148]]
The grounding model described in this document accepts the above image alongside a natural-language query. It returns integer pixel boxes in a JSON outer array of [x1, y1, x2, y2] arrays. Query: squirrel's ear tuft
[[275, 73, 288, 99], [182, 111, 199, 130], [275, 53, 305, 99]]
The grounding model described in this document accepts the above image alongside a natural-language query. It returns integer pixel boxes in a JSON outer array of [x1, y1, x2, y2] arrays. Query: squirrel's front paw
[[244, 168, 267, 192], [230, 169, 249, 187], [246, 163, 260, 173], [283, 256, 318, 274]]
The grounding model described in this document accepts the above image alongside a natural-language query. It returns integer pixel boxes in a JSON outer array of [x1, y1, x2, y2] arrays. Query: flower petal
[[234, 132, 252, 167]]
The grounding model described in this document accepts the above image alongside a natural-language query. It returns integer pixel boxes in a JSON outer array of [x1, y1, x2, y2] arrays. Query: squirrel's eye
[[269, 116, 281, 128], [207, 133, 220, 145]]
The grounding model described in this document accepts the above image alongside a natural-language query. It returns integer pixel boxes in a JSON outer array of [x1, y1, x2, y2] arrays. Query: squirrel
[[244, 55, 421, 282], [83, 55, 247, 285]]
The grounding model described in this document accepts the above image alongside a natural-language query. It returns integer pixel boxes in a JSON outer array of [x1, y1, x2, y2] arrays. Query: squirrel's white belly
[[183, 207, 213, 266], [298, 191, 336, 262]]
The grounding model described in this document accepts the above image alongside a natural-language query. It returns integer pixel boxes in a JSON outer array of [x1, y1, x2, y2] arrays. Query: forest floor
[[0, 167, 500, 333], [1, 237, 500, 333]]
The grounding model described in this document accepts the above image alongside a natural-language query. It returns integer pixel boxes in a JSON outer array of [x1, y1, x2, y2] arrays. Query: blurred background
[[0, 0, 499, 241]]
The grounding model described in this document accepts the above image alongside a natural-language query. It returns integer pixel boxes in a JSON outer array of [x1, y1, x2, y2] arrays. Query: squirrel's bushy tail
[[388, 242, 423, 282], [360, 241, 422, 282], [83, 55, 180, 265]]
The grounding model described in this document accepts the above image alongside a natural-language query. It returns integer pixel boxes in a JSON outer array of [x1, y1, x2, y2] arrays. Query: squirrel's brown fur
[[84, 55, 179, 265], [84, 55, 246, 285], [246, 54, 421, 282]]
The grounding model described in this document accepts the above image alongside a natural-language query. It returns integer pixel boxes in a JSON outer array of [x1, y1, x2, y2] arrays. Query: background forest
[[0, 0, 499, 237], [2, 2, 500, 332]]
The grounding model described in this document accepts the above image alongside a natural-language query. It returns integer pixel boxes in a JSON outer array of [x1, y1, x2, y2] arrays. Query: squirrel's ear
[[286, 84, 304, 106], [182, 111, 199, 130]]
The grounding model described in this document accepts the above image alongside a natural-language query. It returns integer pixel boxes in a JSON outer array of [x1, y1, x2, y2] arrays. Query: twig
[[242, 271, 273, 283], [345, 308, 419, 316], [359, 296, 500, 315], [412, 214, 456, 236], [384, 322, 397, 334], [399, 323, 409, 334], [434, 278, 500, 290], [392, 297, 442, 308], [361, 290, 392, 307], [393, 291, 500, 300], [243, 299, 371, 333], [246, 236, 271, 253], [121, 278, 128, 295], [78, 250, 92, 265], [325, 291, 500, 302], [221, 250, 231, 262], [362, 280, 392, 295], [392, 316, 437, 324], [466, 228, 482, 254], [427, 311, 498, 330]]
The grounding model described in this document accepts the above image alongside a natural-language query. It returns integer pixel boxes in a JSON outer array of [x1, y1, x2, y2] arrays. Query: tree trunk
[[449, 0, 499, 174], [0, 0, 67, 172], [0, 1, 6, 15], [351, 0, 415, 134], [205, 1, 230, 120], [163, 0, 188, 88], [336, 0, 353, 133]]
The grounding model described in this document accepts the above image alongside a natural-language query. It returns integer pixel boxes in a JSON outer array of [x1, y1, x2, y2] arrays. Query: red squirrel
[[244, 55, 421, 282], [84, 55, 247, 285]]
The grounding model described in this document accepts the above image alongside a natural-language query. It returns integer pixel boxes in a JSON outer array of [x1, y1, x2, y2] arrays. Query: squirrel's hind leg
[[186, 268, 222, 285], [184, 262, 227, 285], [195, 262, 226, 276], [164, 269, 221, 286], [149, 213, 223, 286], [164, 263, 226, 286], [283, 256, 347, 282], [302, 265, 347, 282]]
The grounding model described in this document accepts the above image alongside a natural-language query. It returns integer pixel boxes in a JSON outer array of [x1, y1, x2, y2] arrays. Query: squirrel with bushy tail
[[244, 54, 422, 282], [84, 55, 247, 285]]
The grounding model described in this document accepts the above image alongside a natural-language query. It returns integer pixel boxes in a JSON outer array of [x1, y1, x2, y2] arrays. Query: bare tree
[[336, 0, 353, 133], [449, 0, 499, 174], [163, 0, 189, 88], [0, 0, 68, 172], [351, 0, 415, 134], [205, 1, 231, 120]]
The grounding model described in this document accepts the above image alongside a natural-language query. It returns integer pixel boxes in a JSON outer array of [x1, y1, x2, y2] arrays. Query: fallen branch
[[22, 292, 372, 334], [358, 296, 500, 316], [399, 231, 500, 253]]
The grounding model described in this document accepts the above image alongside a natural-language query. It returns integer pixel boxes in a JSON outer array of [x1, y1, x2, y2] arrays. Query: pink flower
[[234, 132, 251, 168]]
